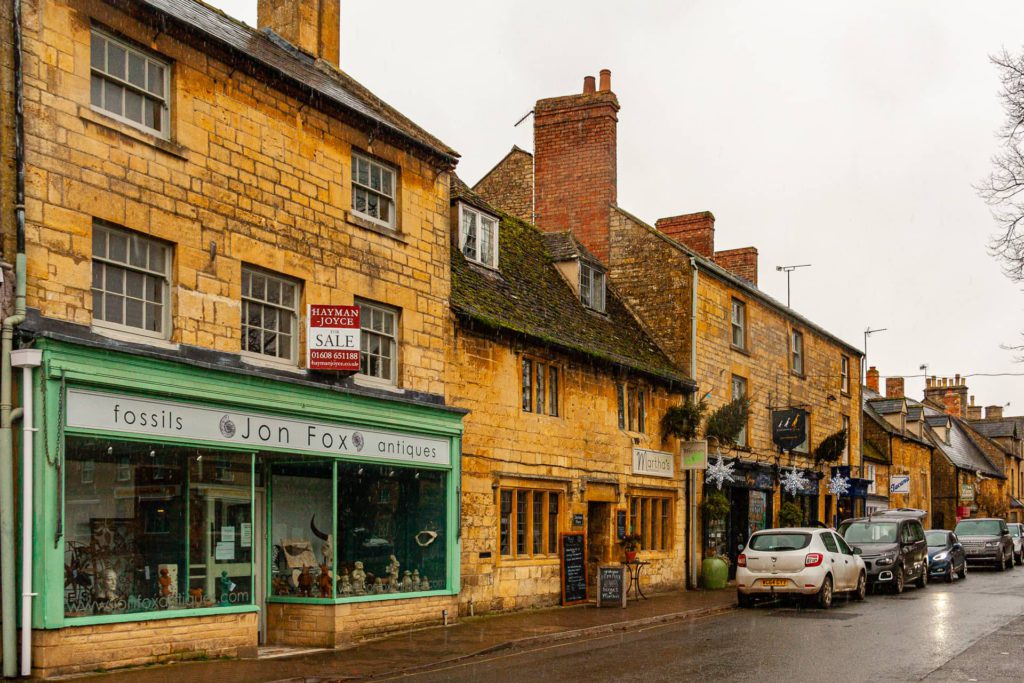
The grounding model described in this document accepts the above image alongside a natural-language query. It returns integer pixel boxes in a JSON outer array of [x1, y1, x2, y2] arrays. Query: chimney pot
[[955, 373, 961, 385], [886, 377, 905, 399], [970, 395, 975, 406], [599, 69, 612, 92], [866, 366, 880, 394], [583, 75, 596, 94], [986, 405, 1004, 420]]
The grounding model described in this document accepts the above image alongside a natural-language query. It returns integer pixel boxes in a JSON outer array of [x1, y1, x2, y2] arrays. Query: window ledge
[[239, 352, 304, 374], [730, 344, 751, 357], [346, 211, 407, 243], [791, 370, 806, 380], [92, 324, 178, 350], [353, 375, 405, 394], [78, 105, 187, 160]]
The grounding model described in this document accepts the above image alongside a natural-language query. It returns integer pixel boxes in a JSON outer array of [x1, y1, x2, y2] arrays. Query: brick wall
[[448, 328, 689, 613], [32, 612, 257, 678], [473, 146, 534, 223], [11, 0, 451, 395], [655, 213, 715, 258], [533, 87, 618, 263], [713, 247, 758, 286]]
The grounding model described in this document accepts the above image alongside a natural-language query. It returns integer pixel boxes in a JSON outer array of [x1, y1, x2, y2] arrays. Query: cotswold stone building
[[447, 178, 694, 612], [1, 0, 463, 675], [475, 70, 864, 580]]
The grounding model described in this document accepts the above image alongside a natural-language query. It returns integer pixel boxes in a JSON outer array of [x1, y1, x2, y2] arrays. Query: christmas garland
[[813, 428, 848, 464], [704, 397, 750, 445], [661, 397, 707, 441]]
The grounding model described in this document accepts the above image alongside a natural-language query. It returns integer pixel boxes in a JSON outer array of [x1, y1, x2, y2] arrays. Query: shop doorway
[[726, 490, 749, 578], [586, 502, 612, 592], [254, 490, 266, 644]]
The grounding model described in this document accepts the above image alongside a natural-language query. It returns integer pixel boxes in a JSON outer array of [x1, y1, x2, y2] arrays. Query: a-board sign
[[560, 533, 587, 605], [597, 565, 626, 608], [616, 509, 627, 540]]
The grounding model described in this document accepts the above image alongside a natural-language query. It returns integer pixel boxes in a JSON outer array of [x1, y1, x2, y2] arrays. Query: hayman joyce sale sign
[[307, 305, 360, 371]]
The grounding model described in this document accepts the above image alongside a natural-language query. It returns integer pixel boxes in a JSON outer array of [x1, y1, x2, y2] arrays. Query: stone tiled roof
[[450, 177, 692, 387], [868, 398, 904, 415], [906, 405, 924, 422], [543, 231, 602, 264], [120, 0, 458, 163], [863, 397, 932, 449], [970, 420, 1019, 439], [920, 403, 1005, 477]]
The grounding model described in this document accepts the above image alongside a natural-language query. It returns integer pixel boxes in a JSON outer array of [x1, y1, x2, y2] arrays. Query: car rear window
[[748, 533, 811, 551], [1011, 526, 1022, 538], [839, 521, 898, 543], [955, 520, 1002, 536], [925, 531, 948, 547]]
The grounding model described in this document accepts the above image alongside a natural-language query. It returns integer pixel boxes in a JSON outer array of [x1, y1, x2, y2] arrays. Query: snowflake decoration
[[781, 467, 809, 496], [828, 473, 851, 496], [705, 453, 735, 490]]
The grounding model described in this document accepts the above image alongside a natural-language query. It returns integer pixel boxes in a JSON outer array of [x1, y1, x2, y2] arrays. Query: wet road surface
[[390, 564, 1024, 682]]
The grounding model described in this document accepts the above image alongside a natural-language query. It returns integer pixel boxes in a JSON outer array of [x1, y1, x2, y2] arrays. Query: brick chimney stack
[[966, 396, 982, 421], [533, 69, 619, 263], [886, 376, 905, 399], [258, 0, 340, 66], [924, 374, 968, 419], [986, 405, 1004, 420], [713, 247, 759, 285], [656, 212, 716, 258], [942, 391, 962, 418], [866, 366, 879, 394]]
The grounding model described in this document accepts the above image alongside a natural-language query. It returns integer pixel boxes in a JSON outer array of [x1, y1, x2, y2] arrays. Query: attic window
[[579, 260, 606, 313], [460, 203, 499, 268]]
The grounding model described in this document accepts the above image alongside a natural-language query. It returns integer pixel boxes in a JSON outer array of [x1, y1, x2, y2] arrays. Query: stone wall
[[888, 438, 934, 528], [473, 146, 534, 223], [32, 612, 257, 678]]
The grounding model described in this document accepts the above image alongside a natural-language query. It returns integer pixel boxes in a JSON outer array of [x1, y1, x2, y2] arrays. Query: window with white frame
[[352, 153, 397, 228], [841, 355, 850, 394], [865, 463, 877, 495], [357, 300, 399, 384], [92, 222, 170, 337], [579, 261, 606, 312], [731, 299, 746, 349], [732, 375, 748, 446], [90, 28, 169, 136], [241, 267, 299, 362], [460, 204, 499, 268], [842, 415, 850, 465], [791, 329, 804, 375]]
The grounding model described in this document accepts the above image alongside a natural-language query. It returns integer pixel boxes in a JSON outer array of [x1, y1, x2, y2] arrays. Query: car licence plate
[[761, 579, 788, 587]]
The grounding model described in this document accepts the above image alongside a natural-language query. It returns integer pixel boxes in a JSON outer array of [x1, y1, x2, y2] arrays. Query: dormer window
[[579, 260, 606, 312], [460, 203, 499, 268]]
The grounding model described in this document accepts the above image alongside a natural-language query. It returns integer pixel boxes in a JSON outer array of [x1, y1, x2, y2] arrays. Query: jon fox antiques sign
[[66, 388, 450, 465]]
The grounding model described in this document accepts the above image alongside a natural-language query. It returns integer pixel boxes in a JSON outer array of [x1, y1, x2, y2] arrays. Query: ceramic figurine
[[272, 575, 290, 595], [188, 587, 204, 606], [339, 573, 353, 595], [399, 569, 411, 591], [94, 568, 120, 602], [386, 554, 400, 585], [318, 563, 333, 597], [420, 576, 430, 591], [297, 566, 314, 597], [158, 568, 172, 597], [218, 570, 235, 606], [352, 562, 366, 594], [372, 577, 384, 594], [412, 570, 421, 591]]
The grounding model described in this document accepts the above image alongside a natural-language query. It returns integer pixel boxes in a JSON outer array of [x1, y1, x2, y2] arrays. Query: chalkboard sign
[[560, 532, 587, 605], [597, 565, 626, 608], [616, 509, 627, 540]]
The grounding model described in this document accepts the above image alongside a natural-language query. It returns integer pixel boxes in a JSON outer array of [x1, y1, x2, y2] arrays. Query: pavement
[[63, 588, 735, 682]]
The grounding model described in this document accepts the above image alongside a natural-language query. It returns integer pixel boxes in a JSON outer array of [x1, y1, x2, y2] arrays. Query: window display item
[[338, 571, 353, 595], [272, 575, 290, 595], [158, 568, 172, 597], [372, 577, 384, 594], [387, 554, 400, 587], [281, 539, 317, 569], [318, 564, 333, 597], [420, 575, 430, 591], [310, 515, 334, 566], [401, 570, 413, 591], [352, 561, 367, 594], [415, 529, 438, 547], [218, 571, 236, 606], [296, 566, 314, 597], [411, 569, 421, 591], [94, 568, 121, 610]]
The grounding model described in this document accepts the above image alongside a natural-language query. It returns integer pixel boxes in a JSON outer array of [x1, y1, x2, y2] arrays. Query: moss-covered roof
[[450, 177, 691, 387]]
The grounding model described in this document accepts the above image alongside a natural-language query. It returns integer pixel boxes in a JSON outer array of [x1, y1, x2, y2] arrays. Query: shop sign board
[[616, 509, 627, 540], [307, 304, 360, 372], [632, 447, 674, 478], [560, 533, 587, 605], [66, 388, 451, 466], [889, 475, 911, 495], [679, 440, 708, 471], [597, 565, 626, 608], [960, 483, 975, 501], [772, 408, 807, 452]]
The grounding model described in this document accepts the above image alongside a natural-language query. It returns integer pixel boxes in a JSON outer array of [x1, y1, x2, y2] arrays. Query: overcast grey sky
[[211, 0, 1024, 411]]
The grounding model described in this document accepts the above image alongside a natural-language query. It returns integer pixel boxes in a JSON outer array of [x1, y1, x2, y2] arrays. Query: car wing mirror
[[852, 547, 862, 555], [952, 543, 963, 550]]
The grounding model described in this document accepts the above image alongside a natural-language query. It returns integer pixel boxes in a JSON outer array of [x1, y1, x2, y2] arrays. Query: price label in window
[[308, 305, 361, 372]]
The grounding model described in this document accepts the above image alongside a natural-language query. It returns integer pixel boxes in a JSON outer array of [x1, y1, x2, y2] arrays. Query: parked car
[[925, 529, 967, 582], [1008, 523, 1024, 565], [954, 518, 1015, 571], [838, 514, 928, 593], [736, 527, 866, 609]]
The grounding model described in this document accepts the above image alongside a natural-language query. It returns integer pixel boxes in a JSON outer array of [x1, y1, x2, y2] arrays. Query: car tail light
[[737, 553, 746, 567], [804, 553, 823, 567]]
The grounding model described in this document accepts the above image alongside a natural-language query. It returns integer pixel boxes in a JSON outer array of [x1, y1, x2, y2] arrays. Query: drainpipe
[[688, 257, 699, 588], [2, 0, 28, 675], [12, 349, 40, 677]]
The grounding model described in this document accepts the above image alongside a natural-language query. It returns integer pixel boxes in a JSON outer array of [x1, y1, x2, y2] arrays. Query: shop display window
[[336, 463, 447, 595], [270, 460, 334, 598], [63, 437, 253, 618]]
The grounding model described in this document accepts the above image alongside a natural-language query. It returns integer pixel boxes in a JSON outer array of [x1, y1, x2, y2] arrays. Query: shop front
[[704, 461, 775, 577], [27, 338, 463, 677]]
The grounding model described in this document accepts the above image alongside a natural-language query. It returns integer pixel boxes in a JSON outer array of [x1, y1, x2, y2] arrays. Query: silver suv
[[954, 518, 1015, 571]]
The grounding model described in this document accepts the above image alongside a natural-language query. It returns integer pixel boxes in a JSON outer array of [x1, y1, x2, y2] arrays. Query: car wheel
[[1008, 551, 1016, 570], [998, 553, 1007, 571], [892, 566, 905, 594], [853, 572, 866, 601], [945, 567, 954, 584], [737, 592, 753, 608], [915, 564, 928, 589], [817, 575, 833, 609], [1016, 553, 1022, 566], [958, 562, 967, 580]]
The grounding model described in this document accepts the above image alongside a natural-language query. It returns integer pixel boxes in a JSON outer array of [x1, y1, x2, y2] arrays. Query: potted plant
[[701, 491, 731, 589], [779, 501, 804, 528], [620, 533, 642, 563]]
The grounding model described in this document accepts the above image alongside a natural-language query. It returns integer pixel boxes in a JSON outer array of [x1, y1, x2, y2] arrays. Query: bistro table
[[623, 560, 650, 600]]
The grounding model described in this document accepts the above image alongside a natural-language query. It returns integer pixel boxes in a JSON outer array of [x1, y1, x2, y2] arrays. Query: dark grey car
[[839, 516, 929, 593], [954, 518, 1015, 571]]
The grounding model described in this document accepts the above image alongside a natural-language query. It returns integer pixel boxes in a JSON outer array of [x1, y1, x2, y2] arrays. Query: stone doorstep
[[263, 602, 736, 683]]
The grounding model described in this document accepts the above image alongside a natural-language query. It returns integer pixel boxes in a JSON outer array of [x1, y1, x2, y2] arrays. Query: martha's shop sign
[[632, 447, 674, 478], [66, 389, 450, 466]]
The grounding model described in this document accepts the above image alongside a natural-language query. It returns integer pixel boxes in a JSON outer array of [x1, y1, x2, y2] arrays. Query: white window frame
[[240, 266, 300, 365], [841, 355, 850, 394], [579, 260, 606, 313], [732, 375, 748, 447], [731, 299, 746, 349], [791, 329, 804, 375], [90, 27, 170, 138], [459, 202, 500, 269], [91, 222, 171, 340], [865, 463, 877, 495], [351, 152, 397, 229], [842, 415, 850, 465], [356, 299, 399, 386]]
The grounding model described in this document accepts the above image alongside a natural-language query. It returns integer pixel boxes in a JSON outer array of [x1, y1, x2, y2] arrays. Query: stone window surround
[[790, 328, 805, 377], [90, 25, 171, 140], [351, 150, 398, 231], [239, 265, 301, 366], [521, 356, 561, 417], [840, 355, 851, 395], [730, 297, 747, 351], [497, 486, 563, 561], [628, 493, 673, 552], [355, 298, 400, 387], [617, 382, 647, 434]]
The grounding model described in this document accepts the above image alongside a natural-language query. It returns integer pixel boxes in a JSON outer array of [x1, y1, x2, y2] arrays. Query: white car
[[736, 527, 867, 609]]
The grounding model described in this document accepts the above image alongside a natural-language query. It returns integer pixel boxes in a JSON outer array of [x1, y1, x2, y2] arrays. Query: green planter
[[701, 556, 729, 590]]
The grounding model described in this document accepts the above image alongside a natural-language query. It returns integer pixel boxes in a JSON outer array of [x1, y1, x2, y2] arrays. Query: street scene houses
[[1, 0, 1024, 679]]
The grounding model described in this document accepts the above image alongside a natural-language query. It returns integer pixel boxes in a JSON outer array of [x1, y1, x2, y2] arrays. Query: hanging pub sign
[[307, 305, 361, 372], [772, 408, 807, 451]]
